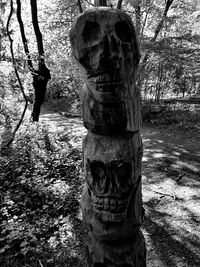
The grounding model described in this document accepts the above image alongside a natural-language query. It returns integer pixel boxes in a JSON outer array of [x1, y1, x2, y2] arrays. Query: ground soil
[[39, 107, 200, 267]]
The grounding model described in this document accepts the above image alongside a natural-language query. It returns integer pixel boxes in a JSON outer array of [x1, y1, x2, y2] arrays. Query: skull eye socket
[[82, 21, 101, 43], [115, 21, 133, 42], [90, 161, 106, 180], [117, 162, 131, 179]]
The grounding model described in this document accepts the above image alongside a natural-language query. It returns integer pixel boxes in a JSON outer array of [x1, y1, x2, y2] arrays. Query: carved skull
[[83, 133, 142, 224], [70, 8, 140, 135], [70, 8, 140, 83]]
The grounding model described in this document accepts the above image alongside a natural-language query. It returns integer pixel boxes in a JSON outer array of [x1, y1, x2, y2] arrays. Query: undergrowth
[[0, 123, 85, 267], [143, 108, 200, 133]]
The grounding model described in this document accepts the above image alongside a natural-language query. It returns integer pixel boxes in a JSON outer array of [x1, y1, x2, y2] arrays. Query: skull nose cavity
[[109, 174, 118, 195], [111, 35, 119, 53], [101, 35, 119, 61], [102, 36, 111, 58], [104, 167, 117, 195]]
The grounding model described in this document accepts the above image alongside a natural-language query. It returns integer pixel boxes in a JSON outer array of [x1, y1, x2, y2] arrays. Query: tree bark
[[134, 4, 141, 38], [31, 65, 51, 121], [30, 0, 51, 122], [77, 0, 83, 13], [117, 0, 123, 9], [16, 0, 34, 72]]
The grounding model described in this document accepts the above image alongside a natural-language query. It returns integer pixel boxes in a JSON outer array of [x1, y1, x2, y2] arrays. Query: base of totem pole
[[86, 231, 146, 267]]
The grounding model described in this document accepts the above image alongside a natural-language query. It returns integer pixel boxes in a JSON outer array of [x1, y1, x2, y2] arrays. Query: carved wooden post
[[70, 2, 146, 266]]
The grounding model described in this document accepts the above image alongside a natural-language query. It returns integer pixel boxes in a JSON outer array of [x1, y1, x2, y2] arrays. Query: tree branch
[[134, 4, 141, 38], [140, 10, 148, 43], [117, 0, 123, 9], [5, 0, 28, 148], [30, 0, 44, 65], [16, 0, 34, 72], [77, 0, 83, 13], [138, 0, 174, 82], [152, 0, 174, 42]]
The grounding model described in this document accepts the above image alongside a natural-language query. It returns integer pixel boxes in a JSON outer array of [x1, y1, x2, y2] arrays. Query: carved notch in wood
[[94, 0, 107, 7]]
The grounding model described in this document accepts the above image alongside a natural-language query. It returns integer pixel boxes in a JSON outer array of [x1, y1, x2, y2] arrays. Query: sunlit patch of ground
[[142, 127, 200, 266], [2, 108, 197, 266], [39, 109, 200, 266], [39, 108, 87, 151]]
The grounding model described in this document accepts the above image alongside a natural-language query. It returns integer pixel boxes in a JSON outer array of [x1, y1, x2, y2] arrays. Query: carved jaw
[[87, 185, 138, 223], [92, 74, 122, 92], [81, 182, 143, 241], [86, 71, 125, 103]]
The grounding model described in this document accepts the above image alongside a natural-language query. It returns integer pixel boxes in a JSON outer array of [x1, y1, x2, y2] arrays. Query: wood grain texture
[[70, 8, 141, 135], [70, 6, 145, 267]]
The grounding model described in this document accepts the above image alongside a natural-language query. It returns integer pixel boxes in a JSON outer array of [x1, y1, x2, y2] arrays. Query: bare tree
[[117, 0, 123, 9], [16, 0, 51, 122], [138, 0, 174, 81], [3, 0, 28, 149], [77, 0, 83, 13]]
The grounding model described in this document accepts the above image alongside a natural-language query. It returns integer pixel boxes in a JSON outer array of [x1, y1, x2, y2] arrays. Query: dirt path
[[39, 108, 87, 151], [142, 128, 200, 267], [39, 108, 200, 267]]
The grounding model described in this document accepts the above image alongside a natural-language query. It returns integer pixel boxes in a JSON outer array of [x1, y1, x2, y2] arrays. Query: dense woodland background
[[0, 0, 200, 266], [1, 0, 200, 126]]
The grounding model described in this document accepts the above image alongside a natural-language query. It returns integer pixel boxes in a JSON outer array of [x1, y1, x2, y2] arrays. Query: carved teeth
[[95, 73, 121, 82], [95, 209, 126, 222], [92, 195, 128, 213], [97, 204, 104, 210], [104, 199, 110, 205], [96, 83, 122, 92]]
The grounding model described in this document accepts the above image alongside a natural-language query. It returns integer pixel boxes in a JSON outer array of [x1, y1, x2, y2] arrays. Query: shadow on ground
[[39, 109, 200, 266], [142, 127, 200, 266]]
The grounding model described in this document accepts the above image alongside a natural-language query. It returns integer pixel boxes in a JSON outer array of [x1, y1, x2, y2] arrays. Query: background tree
[[16, 0, 51, 122]]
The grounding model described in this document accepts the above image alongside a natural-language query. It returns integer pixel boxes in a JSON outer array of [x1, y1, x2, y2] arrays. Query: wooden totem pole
[[70, 1, 146, 266]]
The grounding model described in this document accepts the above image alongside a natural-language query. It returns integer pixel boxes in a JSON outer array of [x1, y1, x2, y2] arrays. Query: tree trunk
[[4, 0, 28, 149], [30, 0, 51, 121], [70, 6, 145, 267], [134, 4, 141, 38], [16, 0, 50, 122], [31, 65, 51, 121]]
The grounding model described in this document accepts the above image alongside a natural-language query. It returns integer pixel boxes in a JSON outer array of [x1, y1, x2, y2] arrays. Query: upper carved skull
[[70, 7, 140, 94]]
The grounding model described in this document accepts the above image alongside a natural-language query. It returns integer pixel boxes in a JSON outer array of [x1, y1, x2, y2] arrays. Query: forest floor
[[39, 107, 200, 267], [0, 107, 200, 267]]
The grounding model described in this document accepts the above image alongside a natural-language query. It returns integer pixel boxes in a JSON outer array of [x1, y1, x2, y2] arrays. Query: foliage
[[142, 100, 200, 133], [137, 0, 200, 101], [1, 0, 199, 118], [0, 123, 85, 267]]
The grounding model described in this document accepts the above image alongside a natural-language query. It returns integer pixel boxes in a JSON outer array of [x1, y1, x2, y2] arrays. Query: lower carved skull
[[87, 159, 133, 222], [83, 133, 142, 223]]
